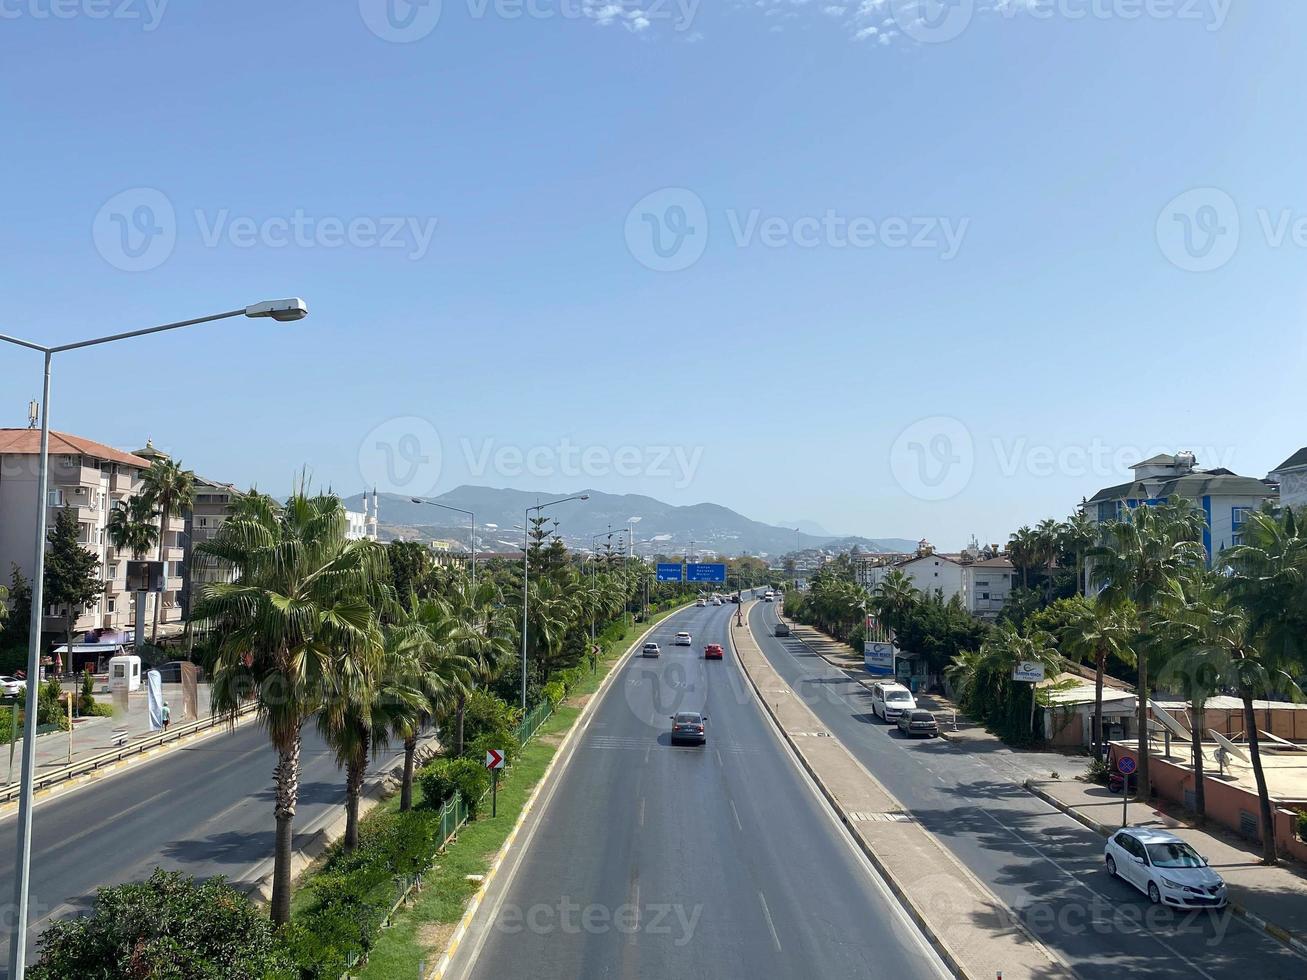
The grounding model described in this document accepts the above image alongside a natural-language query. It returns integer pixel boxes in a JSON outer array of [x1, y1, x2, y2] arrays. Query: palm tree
[[986, 622, 1062, 737], [1062, 510, 1097, 596], [527, 575, 577, 686], [1007, 526, 1038, 589], [1090, 497, 1206, 798], [871, 569, 917, 634], [445, 577, 515, 756], [141, 458, 195, 641], [192, 491, 386, 924], [1035, 518, 1063, 597], [106, 495, 160, 560], [1061, 597, 1136, 762]]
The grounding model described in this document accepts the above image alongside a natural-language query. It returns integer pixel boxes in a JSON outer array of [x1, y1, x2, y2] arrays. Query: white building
[[1269, 448, 1307, 514], [1084, 451, 1275, 565], [345, 489, 380, 541], [960, 557, 1015, 620]]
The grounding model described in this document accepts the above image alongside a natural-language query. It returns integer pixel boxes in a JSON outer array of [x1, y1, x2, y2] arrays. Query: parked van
[[870, 681, 916, 722]]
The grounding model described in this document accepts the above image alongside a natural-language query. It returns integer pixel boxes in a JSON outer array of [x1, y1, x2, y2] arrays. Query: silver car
[[1105, 827, 1227, 909], [641, 642, 661, 658]]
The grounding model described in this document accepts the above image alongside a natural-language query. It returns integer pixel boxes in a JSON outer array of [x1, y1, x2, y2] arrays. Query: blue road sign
[[656, 563, 684, 582], [1117, 756, 1136, 775], [686, 562, 727, 583]]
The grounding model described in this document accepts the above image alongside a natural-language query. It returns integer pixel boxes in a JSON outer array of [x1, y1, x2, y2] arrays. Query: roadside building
[[1083, 451, 1275, 565], [1268, 447, 1307, 514], [0, 429, 154, 640], [181, 476, 244, 620], [959, 556, 1015, 620]]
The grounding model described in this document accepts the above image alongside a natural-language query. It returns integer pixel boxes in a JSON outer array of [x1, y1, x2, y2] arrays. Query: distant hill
[[342, 487, 914, 558]]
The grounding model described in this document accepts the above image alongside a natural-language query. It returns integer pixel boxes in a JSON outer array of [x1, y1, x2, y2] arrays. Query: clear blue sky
[[2, 1, 1303, 548]]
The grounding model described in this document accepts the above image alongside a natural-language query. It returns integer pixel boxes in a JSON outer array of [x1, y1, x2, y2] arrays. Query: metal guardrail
[[0, 701, 258, 806]]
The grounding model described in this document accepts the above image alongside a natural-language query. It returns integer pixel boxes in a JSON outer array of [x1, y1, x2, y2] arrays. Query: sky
[[1, 0, 1304, 549]]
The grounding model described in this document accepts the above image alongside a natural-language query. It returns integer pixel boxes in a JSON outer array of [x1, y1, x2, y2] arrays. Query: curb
[[1023, 780, 1307, 961], [425, 606, 692, 980], [735, 603, 1072, 980]]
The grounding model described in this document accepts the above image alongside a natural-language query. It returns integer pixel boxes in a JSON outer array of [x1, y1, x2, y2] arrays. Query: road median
[[733, 601, 1073, 980]]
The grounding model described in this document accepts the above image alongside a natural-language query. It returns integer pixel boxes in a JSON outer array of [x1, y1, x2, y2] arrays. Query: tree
[[1089, 497, 1205, 798], [1007, 526, 1038, 590], [387, 540, 434, 602], [6, 564, 32, 649], [106, 494, 160, 559], [1062, 510, 1097, 596], [30, 869, 290, 980], [44, 507, 105, 660], [193, 491, 386, 924], [947, 622, 1061, 740], [141, 458, 195, 641], [444, 577, 515, 756], [1056, 596, 1136, 761]]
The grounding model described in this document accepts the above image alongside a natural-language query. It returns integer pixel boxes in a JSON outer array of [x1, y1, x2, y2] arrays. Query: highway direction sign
[[686, 562, 727, 583], [656, 563, 684, 582]]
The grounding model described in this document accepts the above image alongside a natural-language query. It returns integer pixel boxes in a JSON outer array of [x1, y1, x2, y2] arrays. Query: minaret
[[366, 488, 379, 542]]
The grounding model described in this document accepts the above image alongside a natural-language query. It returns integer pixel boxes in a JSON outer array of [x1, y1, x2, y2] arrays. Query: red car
[[704, 643, 724, 660]]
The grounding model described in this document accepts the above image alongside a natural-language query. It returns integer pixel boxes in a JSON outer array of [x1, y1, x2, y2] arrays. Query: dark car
[[773, 622, 791, 637], [896, 709, 939, 738], [670, 711, 707, 745]]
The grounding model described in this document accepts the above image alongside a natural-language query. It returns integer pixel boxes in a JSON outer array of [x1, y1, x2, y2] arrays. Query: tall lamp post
[[521, 494, 588, 711], [624, 517, 640, 626], [410, 496, 476, 589], [588, 530, 616, 648], [0, 298, 308, 979]]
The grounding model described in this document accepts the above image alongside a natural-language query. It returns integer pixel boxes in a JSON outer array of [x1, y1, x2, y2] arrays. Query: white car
[[695, 599, 706, 608], [674, 632, 693, 646], [642, 642, 661, 658], [870, 682, 916, 722], [1104, 827, 1227, 909], [0, 675, 23, 697], [711, 597, 722, 606]]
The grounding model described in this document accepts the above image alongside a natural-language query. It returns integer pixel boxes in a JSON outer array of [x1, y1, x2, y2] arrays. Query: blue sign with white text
[[686, 563, 727, 583], [656, 563, 684, 582]]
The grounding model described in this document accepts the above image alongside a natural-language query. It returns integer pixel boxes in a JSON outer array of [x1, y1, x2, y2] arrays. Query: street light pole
[[0, 298, 308, 980], [410, 497, 476, 590], [521, 494, 588, 711]]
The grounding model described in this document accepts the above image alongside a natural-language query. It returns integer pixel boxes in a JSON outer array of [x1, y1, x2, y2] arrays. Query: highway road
[[455, 599, 950, 980], [749, 600, 1306, 980], [0, 722, 368, 974]]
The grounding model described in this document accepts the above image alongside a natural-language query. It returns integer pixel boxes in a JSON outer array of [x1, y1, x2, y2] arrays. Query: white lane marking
[[715, 748, 723, 767], [758, 891, 782, 952], [639, 798, 645, 828], [729, 798, 743, 831]]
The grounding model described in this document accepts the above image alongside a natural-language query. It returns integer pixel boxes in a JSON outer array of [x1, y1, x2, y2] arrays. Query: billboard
[[864, 641, 895, 677], [656, 563, 684, 582], [1012, 661, 1046, 683], [686, 562, 727, 583]]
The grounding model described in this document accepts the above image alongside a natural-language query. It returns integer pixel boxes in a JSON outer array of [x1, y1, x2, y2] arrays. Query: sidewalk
[[736, 603, 1071, 980], [1028, 777, 1307, 957]]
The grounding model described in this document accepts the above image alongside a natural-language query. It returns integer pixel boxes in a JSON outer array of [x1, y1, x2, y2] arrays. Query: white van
[[870, 681, 916, 722]]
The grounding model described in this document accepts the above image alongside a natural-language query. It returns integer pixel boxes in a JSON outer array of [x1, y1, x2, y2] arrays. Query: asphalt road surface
[[749, 600, 1305, 980], [457, 599, 949, 980], [0, 722, 366, 974]]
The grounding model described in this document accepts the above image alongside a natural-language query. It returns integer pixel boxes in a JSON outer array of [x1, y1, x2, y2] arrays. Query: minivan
[[870, 682, 916, 722]]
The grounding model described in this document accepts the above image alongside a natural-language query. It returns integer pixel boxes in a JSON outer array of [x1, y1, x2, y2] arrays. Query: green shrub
[[418, 757, 491, 816], [542, 681, 566, 707], [37, 677, 69, 730], [30, 869, 292, 980], [1296, 810, 1307, 841], [1085, 756, 1111, 785]]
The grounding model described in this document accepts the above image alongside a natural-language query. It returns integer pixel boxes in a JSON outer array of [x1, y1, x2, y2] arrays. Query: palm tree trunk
[[1241, 687, 1278, 864], [1135, 648, 1150, 799], [1189, 699, 1206, 822], [1093, 650, 1106, 762], [152, 520, 166, 643], [400, 735, 417, 812], [270, 733, 301, 926], [455, 693, 467, 756], [344, 725, 369, 851]]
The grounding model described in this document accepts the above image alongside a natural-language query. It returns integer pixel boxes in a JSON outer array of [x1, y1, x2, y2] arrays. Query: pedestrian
[[161, 701, 171, 730]]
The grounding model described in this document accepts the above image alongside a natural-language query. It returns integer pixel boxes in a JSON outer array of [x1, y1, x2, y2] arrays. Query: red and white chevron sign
[[485, 749, 506, 770]]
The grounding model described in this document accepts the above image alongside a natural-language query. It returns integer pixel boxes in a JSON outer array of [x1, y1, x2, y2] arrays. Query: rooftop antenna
[[27, 399, 39, 429]]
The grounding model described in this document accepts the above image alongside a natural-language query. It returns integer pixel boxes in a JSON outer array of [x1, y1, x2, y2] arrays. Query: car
[[712, 597, 722, 606], [642, 642, 661, 658], [896, 709, 939, 738], [704, 643, 724, 660], [0, 675, 23, 697], [1104, 828, 1227, 909], [763, 593, 774, 602], [674, 631, 693, 646], [773, 622, 790, 637], [695, 598, 706, 607], [730, 594, 740, 603], [670, 711, 707, 745], [870, 681, 916, 722]]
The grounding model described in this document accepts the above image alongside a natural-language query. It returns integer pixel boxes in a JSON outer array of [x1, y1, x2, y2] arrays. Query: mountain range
[[342, 488, 915, 558]]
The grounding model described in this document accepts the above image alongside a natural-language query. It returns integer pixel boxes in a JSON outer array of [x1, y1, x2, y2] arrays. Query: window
[[47, 489, 64, 507], [980, 592, 990, 600], [1232, 506, 1252, 528], [107, 598, 116, 613], [975, 579, 989, 587]]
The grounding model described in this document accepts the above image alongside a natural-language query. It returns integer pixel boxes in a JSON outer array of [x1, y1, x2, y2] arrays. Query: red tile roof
[[0, 429, 151, 468]]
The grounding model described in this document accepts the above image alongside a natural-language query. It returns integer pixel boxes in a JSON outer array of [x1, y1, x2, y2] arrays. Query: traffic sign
[[686, 562, 726, 583], [1117, 756, 1136, 775], [485, 749, 506, 770], [656, 562, 684, 582]]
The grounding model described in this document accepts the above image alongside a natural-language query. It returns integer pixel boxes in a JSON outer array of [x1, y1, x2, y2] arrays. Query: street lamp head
[[245, 298, 309, 322]]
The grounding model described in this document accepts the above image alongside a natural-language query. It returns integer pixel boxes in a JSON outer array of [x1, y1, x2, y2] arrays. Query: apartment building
[[1269, 447, 1307, 513], [1084, 451, 1275, 564], [0, 429, 155, 639], [181, 476, 243, 619], [959, 556, 1015, 620]]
